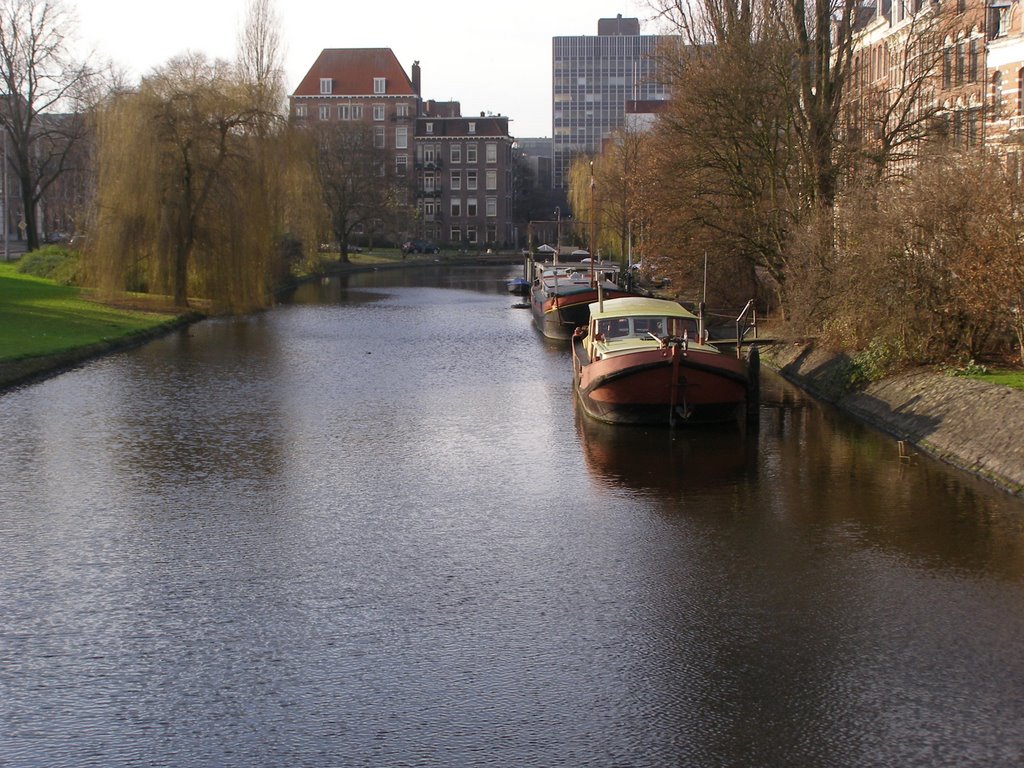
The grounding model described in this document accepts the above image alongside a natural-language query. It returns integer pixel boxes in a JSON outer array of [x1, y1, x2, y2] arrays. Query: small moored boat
[[572, 296, 758, 426], [530, 261, 636, 340]]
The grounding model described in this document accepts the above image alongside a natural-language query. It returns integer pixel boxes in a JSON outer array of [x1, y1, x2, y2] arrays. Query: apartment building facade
[[413, 104, 514, 247], [847, 0, 1024, 162], [290, 49, 515, 249], [551, 15, 673, 189], [290, 48, 421, 178]]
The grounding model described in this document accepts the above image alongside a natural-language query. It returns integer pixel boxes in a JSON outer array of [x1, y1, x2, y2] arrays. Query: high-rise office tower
[[551, 15, 672, 189]]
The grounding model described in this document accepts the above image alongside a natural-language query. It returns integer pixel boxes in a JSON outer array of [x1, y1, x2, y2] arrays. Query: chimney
[[411, 60, 421, 96]]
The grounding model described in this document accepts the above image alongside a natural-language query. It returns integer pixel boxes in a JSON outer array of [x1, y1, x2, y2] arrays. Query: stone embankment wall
[[761, 341, 1024, 496]]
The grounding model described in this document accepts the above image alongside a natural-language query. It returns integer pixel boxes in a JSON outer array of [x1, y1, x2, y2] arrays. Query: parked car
[[401, 239, 439, 254]]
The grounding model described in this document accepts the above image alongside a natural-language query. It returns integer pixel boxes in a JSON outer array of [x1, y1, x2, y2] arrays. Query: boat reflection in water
[[574, 401, 756, 497]]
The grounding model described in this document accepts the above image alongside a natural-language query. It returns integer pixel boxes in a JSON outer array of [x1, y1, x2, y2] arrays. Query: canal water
[[2, 266, 1023, 767]]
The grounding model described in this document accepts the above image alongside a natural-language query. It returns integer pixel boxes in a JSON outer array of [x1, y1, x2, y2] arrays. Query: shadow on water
[[574, 400, 758, 498]]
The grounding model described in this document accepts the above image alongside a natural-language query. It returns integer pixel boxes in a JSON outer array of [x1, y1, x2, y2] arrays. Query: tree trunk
[[18, 173, 39, 251]]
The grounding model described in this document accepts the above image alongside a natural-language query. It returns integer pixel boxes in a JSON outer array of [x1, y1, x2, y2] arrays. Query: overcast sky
[[72, 0, 658, 138]]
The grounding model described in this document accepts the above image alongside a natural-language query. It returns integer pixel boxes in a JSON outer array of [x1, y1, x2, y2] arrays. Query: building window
[[485, 143, 497, 163], [338, 104, 349, 120], [374, 126, 385, 148], [295, 104, 307, 118], [992, 71, 1004, 119], [424, 200, 436, 219], [942, 47, 952, 90], [320, 78, 332, 94], [397, 103, 409, 117], [468, 122, 476, 134], [374, 77, 386, 94], [969, 39, 979, 82], [319, 105, 330, 120], [467, 170, 477, 190], [955, 41, 965, 86], [426, 122, 434, 134], [467, 198, 478, 217], [450, 171, 461, 191], [373, 104, 385, 121], [352, 105, 363, 120], [396, 126, 408, 149], [450, 226, 462, 242], [466, 144, 477, 163], [486, 224, 497, 243], [485, 169, 497, 190], [450, 199, 461, 217], [486, 197, 497, 217], [424, 172, 435, 192], [450, 144, 462, 163], [467, 225, 478, 243], [423, 145, 436, 164], [396, 154, 408, 176]]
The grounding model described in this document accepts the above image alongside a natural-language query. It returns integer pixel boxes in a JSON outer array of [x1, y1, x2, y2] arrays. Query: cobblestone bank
[[761, 341, 1024, 496]]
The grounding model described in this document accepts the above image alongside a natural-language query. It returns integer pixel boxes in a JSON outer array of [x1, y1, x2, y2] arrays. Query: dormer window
[[374, 77, 386, 94], [469, 122, 476, 134], [426, 122, 434, 134], [320, 78, 333, 95]]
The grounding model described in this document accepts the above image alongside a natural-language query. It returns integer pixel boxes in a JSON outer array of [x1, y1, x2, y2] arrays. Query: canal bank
[[0, 312, 202, 393], [761, 340, 1024, 496]]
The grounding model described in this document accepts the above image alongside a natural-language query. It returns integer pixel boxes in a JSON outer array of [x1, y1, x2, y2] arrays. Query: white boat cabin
[[584, 297, 714, 360]]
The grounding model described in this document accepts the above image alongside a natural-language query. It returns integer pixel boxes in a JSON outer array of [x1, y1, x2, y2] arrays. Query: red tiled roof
[[292, 48, 415, 97]]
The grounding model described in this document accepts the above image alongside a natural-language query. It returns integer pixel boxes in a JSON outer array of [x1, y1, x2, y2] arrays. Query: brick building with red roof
[[290, 49, 514, 249]]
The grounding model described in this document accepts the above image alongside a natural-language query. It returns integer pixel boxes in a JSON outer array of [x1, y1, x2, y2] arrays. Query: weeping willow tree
[[89, 53, 281, 312], [566, 124, 649, 263]]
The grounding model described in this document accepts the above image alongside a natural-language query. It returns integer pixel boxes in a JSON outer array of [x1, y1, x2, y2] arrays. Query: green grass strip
[[0, 263, 177, 361], [966, 369, 1024, 391]]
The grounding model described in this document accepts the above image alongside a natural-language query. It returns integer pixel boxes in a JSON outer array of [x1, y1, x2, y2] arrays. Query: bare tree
[[0, 0, 98, 250], [314, 121, 402, 262], [236, 0, 284, 116]]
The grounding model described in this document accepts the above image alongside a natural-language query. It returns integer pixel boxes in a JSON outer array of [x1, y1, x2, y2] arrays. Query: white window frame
[[466, 169, 478, 190], [450, 144, 462, 163], [396, 154, 408, 176], [486, 197, 497, 217], [468, 122, 476, 134], [485, 169, 497, 190], [467, 198, 478, 217], [485, 143, 497, 163], [450, 199, 461, 217], [320, 78, 333, 94], [373, 104, 385, 121], [374, 126, 385, 148], [319, 105, 331, 121], [466, 144, 478, 163], [373, 77, 386, 94], [426, 122, 434, 134], [395, 126, 408, 149], [397, 103, 409, 117], [295, 104, 307, 118], [352, 105, 363, 120], [450, 171, 462, 191], [338, 104, 350, 120]]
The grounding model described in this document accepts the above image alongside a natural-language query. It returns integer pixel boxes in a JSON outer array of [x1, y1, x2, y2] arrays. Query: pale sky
[[71, 0, 657, 138]]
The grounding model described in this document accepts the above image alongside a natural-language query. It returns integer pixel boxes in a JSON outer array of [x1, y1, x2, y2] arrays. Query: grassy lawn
[[0, 263, 180, 361], [965, 369, 1024, 391]]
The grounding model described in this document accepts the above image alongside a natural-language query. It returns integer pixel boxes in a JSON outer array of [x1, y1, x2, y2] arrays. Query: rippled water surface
[[2, 266, 1024, 767]]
